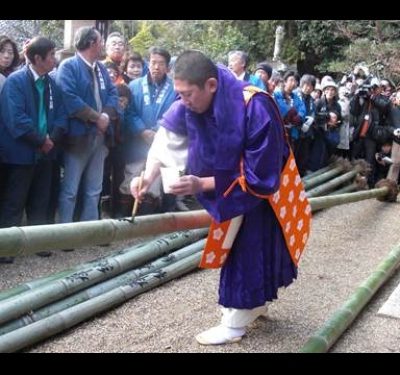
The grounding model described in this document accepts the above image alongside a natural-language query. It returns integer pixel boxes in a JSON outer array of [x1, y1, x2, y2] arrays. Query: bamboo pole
[[302, 163, 338, 182], [299, 241, 400, 353], [0, 252, 202, 353], [309, 187, 389, 211], [0, 239, 205, 336], [0, 229, 207, 325], [0, 211, 211, 257], [303, 166, 346, 190], [306, 169, 360, 198], [0, 229, 206, 302], [327, 183, 358, 196], [1, 182, 397, 258]]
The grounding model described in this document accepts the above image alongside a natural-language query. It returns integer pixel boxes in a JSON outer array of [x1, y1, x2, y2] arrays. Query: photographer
[[350, 76, 392, 186], [307, 76, 342, 172], [387, 90, 400, 182]]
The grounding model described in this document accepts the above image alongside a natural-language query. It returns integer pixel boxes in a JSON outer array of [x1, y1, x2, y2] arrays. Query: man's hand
[[130, 176, 150, 202], [169, 175, 206, 195], [96, 113, 110, 134], [40, 135, 54, 154]]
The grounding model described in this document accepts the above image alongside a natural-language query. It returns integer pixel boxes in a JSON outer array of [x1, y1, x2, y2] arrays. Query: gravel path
[[1, 198, 400, 353]]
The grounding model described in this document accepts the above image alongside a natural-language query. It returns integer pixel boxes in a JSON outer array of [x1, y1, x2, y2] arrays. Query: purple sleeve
[[241, 94, 286, 195], [201, 94, 287, 222], [160, 99, 188, 136]]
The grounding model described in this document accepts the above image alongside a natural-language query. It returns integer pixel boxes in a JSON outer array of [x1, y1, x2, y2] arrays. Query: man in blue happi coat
[[56, 26, 118, 223], [0, 37, 67, 262]]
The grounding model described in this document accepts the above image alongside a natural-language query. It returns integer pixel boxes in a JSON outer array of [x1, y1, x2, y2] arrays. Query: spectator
[[56, 26, 118, 224], [0, 36, 67, 262], [227, 50, 266, 90]]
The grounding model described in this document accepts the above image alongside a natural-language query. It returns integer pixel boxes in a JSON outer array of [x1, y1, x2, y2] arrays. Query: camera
[[376, 152, 393, 165], [356, 75, 379, 98], [357, 85, 372, 98], [315, 111, 330, 122]]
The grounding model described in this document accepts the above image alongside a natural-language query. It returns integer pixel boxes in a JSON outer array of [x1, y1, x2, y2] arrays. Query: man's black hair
[[148, 46, 171, 66], [25, 36, 56, 63], [174, 50, 218, 88]]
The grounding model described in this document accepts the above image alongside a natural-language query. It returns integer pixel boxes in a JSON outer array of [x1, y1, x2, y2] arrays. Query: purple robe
[[162, 65, 297, 309]]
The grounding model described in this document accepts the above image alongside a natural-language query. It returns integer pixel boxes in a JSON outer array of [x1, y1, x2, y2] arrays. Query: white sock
[[195, 325, 245, 345]]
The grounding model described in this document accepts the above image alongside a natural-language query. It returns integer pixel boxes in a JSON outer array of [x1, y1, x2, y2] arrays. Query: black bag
[[371, 125, 394, 143]]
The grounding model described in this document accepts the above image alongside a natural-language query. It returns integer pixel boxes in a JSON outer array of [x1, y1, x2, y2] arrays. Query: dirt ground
[[1, 198, 400, 353]]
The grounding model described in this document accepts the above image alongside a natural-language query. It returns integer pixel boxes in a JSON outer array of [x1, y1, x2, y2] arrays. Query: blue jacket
[[244, 72, 267, 91], [0, 66, 67, 165], [128, 74, 176, 160], [55, 55, 118, 140]]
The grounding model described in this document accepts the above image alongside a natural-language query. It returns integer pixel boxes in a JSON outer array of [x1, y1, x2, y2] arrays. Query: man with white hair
[[227, 50, 266, 90]]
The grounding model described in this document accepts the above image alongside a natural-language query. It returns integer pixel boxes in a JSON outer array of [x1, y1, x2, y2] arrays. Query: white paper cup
[[160, 167, 182, 194]]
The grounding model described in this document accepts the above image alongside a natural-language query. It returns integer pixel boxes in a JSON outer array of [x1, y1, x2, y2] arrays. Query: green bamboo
[[300, 241, 400, 353], [306, 169, 360, 198], [0, 252, 202, 353], [0, 270, 74, 302], [303, 166, 345, 190], [0, 229, 207, 325], [327, 182, 358, 196], [309, 187, 388, 212], [302, 164, 337, 182], [0, 229, 206, 302], [0, 239, 205, 336], [1, 187, 392, 259], [0, 210, 211, 257]]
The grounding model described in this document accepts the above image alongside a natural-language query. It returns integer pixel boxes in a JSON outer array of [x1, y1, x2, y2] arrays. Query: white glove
[[382, 156, 393, 165], [301, 116, 314, 132], [393, 128, 400, 138], [304, 116, 314, 126], [301, 123, 311, 133]]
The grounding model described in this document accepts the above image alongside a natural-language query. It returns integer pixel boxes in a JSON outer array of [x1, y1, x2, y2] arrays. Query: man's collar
[[28, 64, 42, 81], [77, 52, 97, 70]]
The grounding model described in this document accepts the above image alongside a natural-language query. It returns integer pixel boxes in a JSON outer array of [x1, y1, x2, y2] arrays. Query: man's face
[[35, 48, 57, 74], [149, 53, 168, 83], [106, 36, 125, 63], [174, 78, 217, 114], [228, 55, 245, 76]]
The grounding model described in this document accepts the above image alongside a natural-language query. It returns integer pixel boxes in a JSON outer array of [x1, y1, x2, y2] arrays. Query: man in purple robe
[[131, 50, 297, 345]]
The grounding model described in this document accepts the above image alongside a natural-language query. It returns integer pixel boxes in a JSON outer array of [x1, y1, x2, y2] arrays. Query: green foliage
[[39, 21, 64, 48], [129, 21, 156, 57], [111, 20, 400, 85]]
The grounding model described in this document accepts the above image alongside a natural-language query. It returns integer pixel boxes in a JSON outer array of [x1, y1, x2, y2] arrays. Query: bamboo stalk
[[0, 210, 211, 257], [327, 182, 358, 196], [306, 169, 360, 198], [309, 187, 389, 211], [302, 164, 337, 182], [0, 229, 207, 326], [303, 166, 346, 190], [0, 239, 205, 336], [299, 241, 400, 353], [0, 229, 206, 302], [1, 183, 396, 259], [0, 252, 202, 353]]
